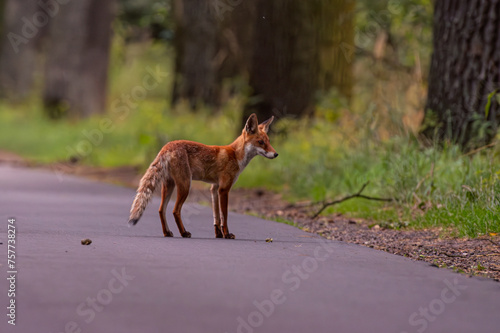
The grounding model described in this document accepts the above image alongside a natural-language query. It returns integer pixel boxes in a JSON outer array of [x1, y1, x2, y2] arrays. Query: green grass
[[0, 100, 238, 168], [1, 41, 499, 238]]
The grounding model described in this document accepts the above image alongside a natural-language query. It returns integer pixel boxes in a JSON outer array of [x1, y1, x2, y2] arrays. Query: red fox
[[128, 113, 278, 239]]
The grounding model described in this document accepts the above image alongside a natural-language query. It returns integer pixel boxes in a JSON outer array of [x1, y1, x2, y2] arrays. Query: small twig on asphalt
[[311, 181, 395, 219]]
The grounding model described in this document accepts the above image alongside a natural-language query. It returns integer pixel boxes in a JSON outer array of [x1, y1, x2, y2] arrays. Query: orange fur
[[128, 113, 278, 239]]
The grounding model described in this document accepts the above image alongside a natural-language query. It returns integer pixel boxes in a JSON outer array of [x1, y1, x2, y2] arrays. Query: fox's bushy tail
[[128, 155, 167, 226]]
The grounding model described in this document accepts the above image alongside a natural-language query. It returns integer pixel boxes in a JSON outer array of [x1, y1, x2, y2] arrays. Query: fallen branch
[[486, 238, 500, 247], [439, 252, 465, 258], [463, 141, 497, 157], [311, 182, 395, 219]]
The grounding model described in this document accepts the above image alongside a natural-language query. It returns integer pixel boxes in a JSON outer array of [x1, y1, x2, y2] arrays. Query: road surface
[[0, 165, 499, 333]]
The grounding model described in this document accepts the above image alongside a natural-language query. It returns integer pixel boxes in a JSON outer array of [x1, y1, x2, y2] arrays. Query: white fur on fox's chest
[[234, 143, 261, 184]]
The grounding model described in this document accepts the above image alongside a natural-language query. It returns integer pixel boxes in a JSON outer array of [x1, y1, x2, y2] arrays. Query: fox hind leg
[[172, 170, 192, 238], [159, 179, 175, 237]]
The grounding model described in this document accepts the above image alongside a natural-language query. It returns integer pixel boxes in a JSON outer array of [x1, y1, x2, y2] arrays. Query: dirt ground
[[3, 151, 499, 282]]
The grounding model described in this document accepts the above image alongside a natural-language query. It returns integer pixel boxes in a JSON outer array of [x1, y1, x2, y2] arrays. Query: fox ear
[[259, 116, 274, 133], [245, 113, 258, 134]]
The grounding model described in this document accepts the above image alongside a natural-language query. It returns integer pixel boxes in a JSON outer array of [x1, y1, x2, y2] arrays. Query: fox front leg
[[218, 186, 235, 239]]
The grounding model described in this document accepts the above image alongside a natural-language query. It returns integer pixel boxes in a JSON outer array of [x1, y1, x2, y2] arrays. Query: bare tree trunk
[[171, 0, 257, 109], [316, 0, 355, 100], [171, 0, 218, 108], [243, 0, 355, 124], [422, 0, 500, 149], [0, 0, 41, 100], [243, 0, 317, 123], [43, 0, 115, 119], [214, 0, 256, 93], [0, 0, 5, 46]]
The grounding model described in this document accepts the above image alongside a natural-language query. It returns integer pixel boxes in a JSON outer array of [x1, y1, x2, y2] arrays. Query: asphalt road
[[0, 165, 499, 333]]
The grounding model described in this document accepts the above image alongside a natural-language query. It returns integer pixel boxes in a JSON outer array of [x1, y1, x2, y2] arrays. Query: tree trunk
[[43, 0, 115, 119], [243, 0, 315, 123], [214, 0, 256, 89], [171, 0, 218, 108], [243, 0, 355, 124], [422, 0, 500, 148], [171, 0, 257, 109], [0, 0, 4, 48], [316, 0, 355, 100], [0, 0, 41, 100]]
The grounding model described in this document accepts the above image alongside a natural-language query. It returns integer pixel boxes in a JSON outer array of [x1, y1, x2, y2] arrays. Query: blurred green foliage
[[356, 0, 433, 67]]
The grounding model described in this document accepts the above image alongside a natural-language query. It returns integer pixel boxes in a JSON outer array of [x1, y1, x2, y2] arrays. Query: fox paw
[[181, 231, 192, 238], [224, 233, 235, 239], [215, 225, 223, 238], [164, 231, 174, 237]]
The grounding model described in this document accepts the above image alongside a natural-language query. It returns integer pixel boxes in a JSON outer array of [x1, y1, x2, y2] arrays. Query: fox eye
[[258, 140, 265, 145]]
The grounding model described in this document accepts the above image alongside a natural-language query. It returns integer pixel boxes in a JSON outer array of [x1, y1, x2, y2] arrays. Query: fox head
[[243, 113, 278, 160]]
